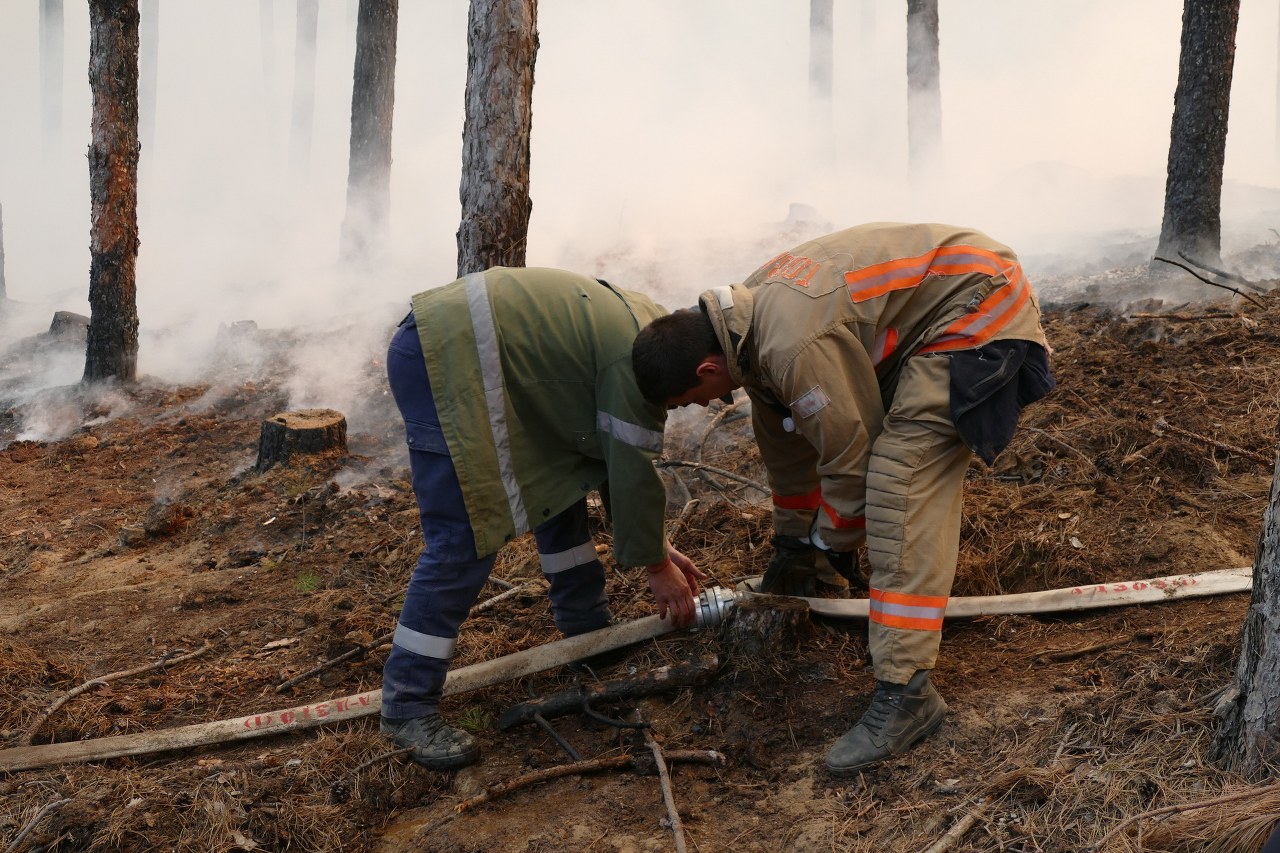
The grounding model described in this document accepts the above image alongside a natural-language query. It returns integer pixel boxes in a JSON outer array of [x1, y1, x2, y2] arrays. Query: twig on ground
[[1035, 629, 1158, 664], [1152, 256, 1266, 308], [1023, 427, 1097, 471], [1177, 250, 1270, 292], [1089, 782, 1280, 851], [24, 643, 215, 745], [455, 754, 633, 813], [922, 798, 990, 853], [4, 797, 71, 853], [697, 399, 746, 462], [1152, 417, 1274, 466], [636, 709, 688, 853], [655, 460, 768, 496], [532, 712, 581, 762], [351, 745, 413, 775], [1127, 312, 1236, 321]]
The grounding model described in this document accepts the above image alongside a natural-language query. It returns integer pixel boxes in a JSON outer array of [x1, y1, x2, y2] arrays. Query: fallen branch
[[1153, 417, 1273, 466], [497, 653, 721, 729], [638, 712, 688, 853], [1127, 312, 1236, 321], [4, 797, 71, 853], [24, 643, 215, 745], [923, 798, 990, 853], [655, 460, 768, 496], [1034, 629, 1158, 664], [1088, 781, 1280, 851], [455, 754, 633, 812], [1152, 256, 1266, 308], [1177, 250, 1270, 292]]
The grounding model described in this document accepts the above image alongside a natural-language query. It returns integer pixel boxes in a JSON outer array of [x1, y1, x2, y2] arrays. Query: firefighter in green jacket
[[382, 267, 705, 770], [632, 223, 1054, 773]]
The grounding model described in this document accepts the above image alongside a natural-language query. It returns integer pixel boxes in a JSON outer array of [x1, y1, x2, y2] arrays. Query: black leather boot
[[825, 670, 947, 776]]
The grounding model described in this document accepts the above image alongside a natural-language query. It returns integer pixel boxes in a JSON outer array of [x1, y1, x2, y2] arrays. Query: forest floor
[[2, 252, 1280, 852]]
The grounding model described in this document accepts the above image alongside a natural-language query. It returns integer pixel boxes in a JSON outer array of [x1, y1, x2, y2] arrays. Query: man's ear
[[694, 357, 721, 378]]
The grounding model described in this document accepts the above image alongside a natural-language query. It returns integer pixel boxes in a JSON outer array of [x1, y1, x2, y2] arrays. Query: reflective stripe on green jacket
[[411, 267, 670, 566]]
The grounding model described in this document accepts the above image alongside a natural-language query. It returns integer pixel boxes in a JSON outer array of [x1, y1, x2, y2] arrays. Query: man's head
[[632, 308, 739, 408]]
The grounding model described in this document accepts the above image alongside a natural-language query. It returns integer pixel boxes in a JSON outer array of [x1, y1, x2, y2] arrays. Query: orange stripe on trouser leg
[[821, 501, 865, 529], [869, 610, 945, 631], [772, 487, 822, 510]]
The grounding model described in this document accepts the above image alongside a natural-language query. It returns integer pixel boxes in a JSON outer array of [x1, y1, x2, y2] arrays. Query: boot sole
[[824, 704, 947, 777], [407, 747, 480, 772]]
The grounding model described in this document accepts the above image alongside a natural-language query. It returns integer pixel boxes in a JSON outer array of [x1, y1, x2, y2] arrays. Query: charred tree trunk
[[291, 0, 319, 174], [340, 0, 399, 265], [1211, 422, 1280, 778], [84, 0, 141, 384], [1153, 0, 1240, 269], [906, 0, 942, 187], [256, 409, 348, 471], [456, 0, 537, 277], [809, 0, 835, 171], [40, 0, 64, 147]]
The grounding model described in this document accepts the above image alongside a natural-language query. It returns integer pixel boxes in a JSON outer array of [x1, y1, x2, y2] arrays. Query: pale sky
[[0, 1, 1277, 428]]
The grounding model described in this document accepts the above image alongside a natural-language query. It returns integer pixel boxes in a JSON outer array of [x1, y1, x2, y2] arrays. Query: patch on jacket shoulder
[[791, 386, 831, 418]]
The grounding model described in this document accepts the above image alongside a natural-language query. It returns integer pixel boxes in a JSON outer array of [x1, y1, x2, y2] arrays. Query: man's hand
[[645, 555, 701, 627], [760, 535, 818, 597]]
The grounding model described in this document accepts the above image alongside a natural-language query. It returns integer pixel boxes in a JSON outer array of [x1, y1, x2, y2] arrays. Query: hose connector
[[694, 586, 738, 630]]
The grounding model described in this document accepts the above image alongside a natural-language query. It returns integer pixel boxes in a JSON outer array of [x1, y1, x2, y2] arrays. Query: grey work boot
[[825, 670, 947, 776], [380, 713, 480, 771]]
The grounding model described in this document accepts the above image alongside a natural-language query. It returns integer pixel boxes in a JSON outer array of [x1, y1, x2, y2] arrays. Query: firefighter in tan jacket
[[633, 223, 1055, 774]]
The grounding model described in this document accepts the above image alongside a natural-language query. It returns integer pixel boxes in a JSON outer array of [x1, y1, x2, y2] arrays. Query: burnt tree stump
[[721, 593, 813, 661], [256, 408, 347, 471]]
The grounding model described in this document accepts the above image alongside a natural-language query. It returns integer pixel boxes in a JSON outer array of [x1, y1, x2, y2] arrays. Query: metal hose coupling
[[693, 586, 738, 630]]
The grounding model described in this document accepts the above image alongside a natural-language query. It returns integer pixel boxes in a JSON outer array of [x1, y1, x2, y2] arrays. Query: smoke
[[1, 1, 1279, 444]]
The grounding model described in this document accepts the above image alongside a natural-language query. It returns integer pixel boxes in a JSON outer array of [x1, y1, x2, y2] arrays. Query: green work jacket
[[411, 267, 670, 566]]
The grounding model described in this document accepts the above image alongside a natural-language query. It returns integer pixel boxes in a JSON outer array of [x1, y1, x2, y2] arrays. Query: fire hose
[[0, 567, 1251, 773]]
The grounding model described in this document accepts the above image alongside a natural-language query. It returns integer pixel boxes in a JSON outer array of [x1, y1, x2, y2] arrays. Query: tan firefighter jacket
[[411, 267, 670, 566], [698, 222, 1050, 551]]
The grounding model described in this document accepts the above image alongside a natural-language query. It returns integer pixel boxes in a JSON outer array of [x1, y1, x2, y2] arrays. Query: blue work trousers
[[381, 313, 610, 721]]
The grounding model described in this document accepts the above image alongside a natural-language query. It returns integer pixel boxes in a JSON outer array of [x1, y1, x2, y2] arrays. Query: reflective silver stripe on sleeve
[[393, 622, 457, 660], [539, 540, 599, 574], [597, 411, 664, 453], [464, 271, 529, 531]]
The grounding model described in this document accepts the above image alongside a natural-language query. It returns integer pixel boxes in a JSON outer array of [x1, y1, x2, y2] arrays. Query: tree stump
[[255, 409, 347, 471], [721, 593, 813, 662]]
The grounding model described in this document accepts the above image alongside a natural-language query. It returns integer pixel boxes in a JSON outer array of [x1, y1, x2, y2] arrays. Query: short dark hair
[[632, 308, 723, 404]]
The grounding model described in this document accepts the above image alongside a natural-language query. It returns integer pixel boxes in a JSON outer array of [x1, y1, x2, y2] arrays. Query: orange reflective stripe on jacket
[[917, 263, 1032, 354], [844, 244, 1015, 303], [868, 588, 947, 631]]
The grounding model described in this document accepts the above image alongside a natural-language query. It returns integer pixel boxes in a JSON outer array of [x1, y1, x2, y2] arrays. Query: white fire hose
[[0, 568, 1250, 773]]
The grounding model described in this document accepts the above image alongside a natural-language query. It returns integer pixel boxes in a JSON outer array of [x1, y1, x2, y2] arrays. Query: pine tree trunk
[[40, 0, 64, 145], [1211, 420, 1280, 778], [291, 0, 319, 174], [456, 0, 537, 278], [341, 0, 399, 265], [1154, 0, 1240, 268], [84, 0, 141, 384], [808, 0, 835, 171], [906, 0, 942, 187]]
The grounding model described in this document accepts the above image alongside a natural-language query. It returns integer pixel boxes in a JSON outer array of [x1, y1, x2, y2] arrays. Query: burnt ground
[[2, 258, 1280, 852]]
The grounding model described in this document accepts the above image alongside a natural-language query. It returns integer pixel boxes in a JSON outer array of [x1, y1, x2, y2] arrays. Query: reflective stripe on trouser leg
[[382, 315, 497, 720], [864, 354, 972, 685], [534, 498, 611, 636]]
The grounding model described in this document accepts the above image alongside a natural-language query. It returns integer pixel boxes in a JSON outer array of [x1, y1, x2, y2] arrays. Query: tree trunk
[[40, 0, 64, 147], [291, 0, 319, 174], [721, 594, 813, 662], [456, 0, 538, 278], [84, 0, 141, 384], [1153, 0, 1240, 269], [0, 201, 7, 302], [340, 0, 399, 266], [1211, 421, 1280, 778], [809, 0, 835, 171], [256, 409, 348, 471], [139, 0, 158, 160], [906, 0, 942, 187]]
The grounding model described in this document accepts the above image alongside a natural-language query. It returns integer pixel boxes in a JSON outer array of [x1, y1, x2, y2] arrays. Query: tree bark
[[256, 409, 348, 471], [906, 0, 942, 187], [84, 0, 141, 384], [291, 0, 319, 174], [40, 0, 64, 145], [340, 0, 399, 266], [809, 0, 835, 171], [456, 0, 538, 278], [1211, 419, 1280, 778], [1154, 0, 1240, 268]]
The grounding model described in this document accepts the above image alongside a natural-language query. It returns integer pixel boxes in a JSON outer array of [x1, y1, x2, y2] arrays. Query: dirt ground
[[2, 255, 1280, 852]]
